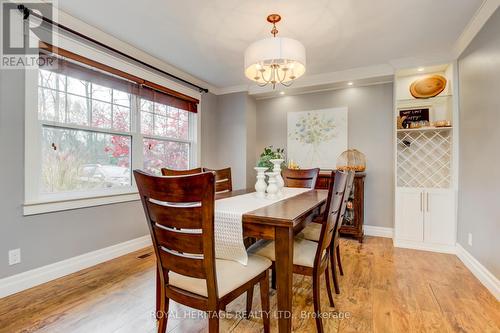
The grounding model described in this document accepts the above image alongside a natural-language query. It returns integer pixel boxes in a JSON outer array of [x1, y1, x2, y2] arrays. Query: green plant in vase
[[257, 146, 286, 171]]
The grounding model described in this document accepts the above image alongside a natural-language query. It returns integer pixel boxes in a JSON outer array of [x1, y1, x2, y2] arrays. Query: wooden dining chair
[[160, 167, 202, 176], [202, 167, 232, 194], [299, 171, 355, 294], [281, 167, 320, 188], [134, 170, 271, 333], [249, 170, 348, 333]]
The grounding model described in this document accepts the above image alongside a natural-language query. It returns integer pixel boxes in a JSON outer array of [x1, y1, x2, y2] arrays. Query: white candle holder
[[254, 167, 268, 198], [265, 171, 279, 199], [270, 158, 285, 195]]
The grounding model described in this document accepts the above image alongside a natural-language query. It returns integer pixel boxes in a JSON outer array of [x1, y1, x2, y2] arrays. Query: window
[[26, 43, 200, 214], [38, 69, 133, 193]]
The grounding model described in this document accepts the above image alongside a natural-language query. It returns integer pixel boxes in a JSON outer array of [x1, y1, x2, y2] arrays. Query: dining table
[[156, 188, 328, 333]]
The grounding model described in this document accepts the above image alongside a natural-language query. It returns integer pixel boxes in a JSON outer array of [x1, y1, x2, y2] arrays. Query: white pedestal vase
[[265, 172, 279, 199], [254, 167, 268, 198], [270, 159, 285, 195]]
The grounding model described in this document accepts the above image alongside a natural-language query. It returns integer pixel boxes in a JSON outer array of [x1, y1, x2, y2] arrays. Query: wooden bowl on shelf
[[410, 75, 447, 99]]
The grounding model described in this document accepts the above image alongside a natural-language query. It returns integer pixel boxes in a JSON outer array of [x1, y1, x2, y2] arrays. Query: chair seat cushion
[[248, 238, 321, 268], [168, 254, 271, 297], [297, 222, 322, 242]]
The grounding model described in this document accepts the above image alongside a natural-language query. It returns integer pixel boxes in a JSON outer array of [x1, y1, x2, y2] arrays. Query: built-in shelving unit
[[393, 63, 458, 253]]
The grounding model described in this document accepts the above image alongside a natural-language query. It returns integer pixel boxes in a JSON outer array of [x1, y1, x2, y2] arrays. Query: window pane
[[113, 90, 130, 107], [167, 106, 179, 119], [141, 99, 153, 112], [140, 100, 192, 141], [67, 77, 90, 97], [39, 69, 65, 91], [141, 112, 154, 135], [92, 100, 112, 129], [143, 138, 189, 175], [113, 105, 131, 132], [178, 111, 189, 140], [155, 103, 167, 116], [154, 114, 167, 137], [38, 87, 65, 122], [41, 126, 131, 193], [166, 117, 179, 139], [92, 83, 112, 102], [67, 94, 89, 126]]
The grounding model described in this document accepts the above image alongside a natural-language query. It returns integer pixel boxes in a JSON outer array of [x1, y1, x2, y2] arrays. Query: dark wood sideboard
[[315, 171, 366, 243]]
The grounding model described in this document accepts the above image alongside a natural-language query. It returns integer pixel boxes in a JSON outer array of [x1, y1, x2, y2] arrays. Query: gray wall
[[200, 92, 219, 168], [246, 96, 257, 189], [216, 93, 248, 190], [255, 83, 394, 228], [457, 8, 500, 278], [0, 69, 150, 279], [200, 92, 256, 190]]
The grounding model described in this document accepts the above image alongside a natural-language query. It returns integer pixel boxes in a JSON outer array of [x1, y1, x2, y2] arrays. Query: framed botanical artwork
[[287, 107, 348, 169]]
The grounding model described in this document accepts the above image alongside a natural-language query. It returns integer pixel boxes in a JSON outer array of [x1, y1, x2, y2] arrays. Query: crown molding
[[254, 78, 393, 100], [210, 84, 249, 95], [216, 64, 392, 96], [452, 0, 500, 59], [248, 63, 394, 95], [388, 52, 455, 71]]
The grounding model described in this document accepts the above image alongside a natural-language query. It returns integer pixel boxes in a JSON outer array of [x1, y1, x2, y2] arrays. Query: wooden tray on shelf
[[410, 75, 447, 98]]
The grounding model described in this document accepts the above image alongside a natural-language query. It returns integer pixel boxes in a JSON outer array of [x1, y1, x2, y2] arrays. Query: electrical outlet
[[8, 248, 21, 265], [468, 233, 473, 246]]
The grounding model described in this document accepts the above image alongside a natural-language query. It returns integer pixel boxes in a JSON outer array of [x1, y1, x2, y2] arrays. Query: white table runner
[[215, 187, 311, 265]]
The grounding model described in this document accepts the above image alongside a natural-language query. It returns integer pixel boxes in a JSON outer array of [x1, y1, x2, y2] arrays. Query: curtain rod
[[17, 4, 209, 93]]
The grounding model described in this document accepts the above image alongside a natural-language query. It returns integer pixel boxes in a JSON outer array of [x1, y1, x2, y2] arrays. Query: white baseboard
[[0, 235, 152, 299], [364, 225, 394, 238], [393, 239, 457, 254], [456, 243, 500, 301]]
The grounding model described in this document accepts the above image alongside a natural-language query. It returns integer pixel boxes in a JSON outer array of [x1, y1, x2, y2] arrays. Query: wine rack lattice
[[397, 130, 452, 188]]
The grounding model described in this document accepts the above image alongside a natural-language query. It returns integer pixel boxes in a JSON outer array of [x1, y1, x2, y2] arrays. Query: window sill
[[23, 191, 140, 216]]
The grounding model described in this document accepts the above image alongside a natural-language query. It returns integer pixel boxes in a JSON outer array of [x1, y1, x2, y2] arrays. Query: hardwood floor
[[0, 237, 498, 333]]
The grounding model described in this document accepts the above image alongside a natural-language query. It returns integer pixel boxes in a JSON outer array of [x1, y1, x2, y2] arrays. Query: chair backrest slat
[[134, 170, 217, 296], [203, 167, 232, 193], [147, 201, 203, 229], [153, 224, 204, 254], [161, 167, 202, 176], [159, 248, 206, 279], [282, 168, 320, 189], [316, 171, 348, 263]]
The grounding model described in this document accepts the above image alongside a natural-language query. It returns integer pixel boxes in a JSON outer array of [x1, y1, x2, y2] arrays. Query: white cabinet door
[[395, 188, 424, 242], [424, 189, 455, 245]]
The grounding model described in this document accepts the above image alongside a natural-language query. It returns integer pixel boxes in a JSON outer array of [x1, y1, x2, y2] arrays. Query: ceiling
[[58, 0, 484, 89]]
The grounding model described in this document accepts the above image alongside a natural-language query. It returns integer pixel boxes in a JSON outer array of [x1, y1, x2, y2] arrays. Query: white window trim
[[24, 32, 201, 216]]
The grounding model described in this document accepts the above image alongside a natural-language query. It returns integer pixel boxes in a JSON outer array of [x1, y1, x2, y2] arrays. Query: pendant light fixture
[[244, 14, 306, 89]]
